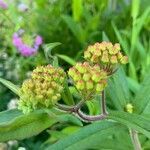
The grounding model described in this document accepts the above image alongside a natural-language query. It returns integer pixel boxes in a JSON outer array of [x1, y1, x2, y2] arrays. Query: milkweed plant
[[0, 41, 149, 150]]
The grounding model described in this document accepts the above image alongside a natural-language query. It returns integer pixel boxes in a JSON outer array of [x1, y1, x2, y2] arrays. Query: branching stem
[[101, 90, 108, 115], [56, 99, 85, 112], [129, 129, 142, 150], [76, 109, 107, 122]]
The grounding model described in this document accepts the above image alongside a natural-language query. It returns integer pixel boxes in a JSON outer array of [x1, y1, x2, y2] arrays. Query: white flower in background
[[18, 3, 28, 12], [18, 147, 26, 150], [8, 140, 18, 148], [7, 98, 18, 110]]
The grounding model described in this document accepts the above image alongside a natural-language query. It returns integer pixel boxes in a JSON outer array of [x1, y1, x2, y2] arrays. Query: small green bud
[[91, 55, 98, 63], [76, 63, 87, 74], [94, 49, 101, 56], [120, 56, 128, 64], [84, 51, 91, 59], [107, 42, 113, 50], [101, 53, 109, 63], [76, 80, 85, 90], [73, 73, 81, 81], [126, 103, 133, 113], [117, 52, 123, 59], [68, 68, 76, 77], [114, 43, 121, 51], [96, 83, 104, 92], [86, 80, 93, 90], [110, 55, 118, 64], [83, 73, 91, 81], [93, 64, 100, 71], [88, 46, 96, 52], [92, 73, 101, 82]]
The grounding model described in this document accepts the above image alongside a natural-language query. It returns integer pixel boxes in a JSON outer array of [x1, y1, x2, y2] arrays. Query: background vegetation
[[0, 0, 150, 149]]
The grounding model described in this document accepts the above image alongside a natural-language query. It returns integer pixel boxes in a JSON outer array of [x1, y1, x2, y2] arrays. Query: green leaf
[[131, 7, 150, 55], [133, 72, 150, 114], [43, 42, 61, 64], [131, 0, 140, 20], [72, 0, 83, 22], [102, 31, 109, 41], [62, 15, 85, 44], [109, 111, 150, 138], [0, 78, 20, 96], [106, 68, 130, 110], [45, 121, 119, 150], [111, 22, 129, 55], [56, 54, 76, 66], [127, 77, 140, 94], [0, 109, 82, 142], [61, 79, 75, 105]]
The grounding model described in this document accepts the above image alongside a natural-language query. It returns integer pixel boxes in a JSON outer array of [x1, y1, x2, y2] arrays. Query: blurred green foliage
[[0, 0, 150, 149]]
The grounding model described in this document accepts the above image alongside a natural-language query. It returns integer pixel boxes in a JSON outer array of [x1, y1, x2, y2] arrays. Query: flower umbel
[[68, 62, 107, 100], [18, 65, 66, 114], [84, 42, 128, 74]]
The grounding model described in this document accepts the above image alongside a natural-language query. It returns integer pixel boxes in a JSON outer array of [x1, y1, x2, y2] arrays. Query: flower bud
[[18, 65, 66, 113], [120, 56, 128, 64], [68, 62, 107, 100], [86, 80, 94, 90], [84, 42, 128, 72], [125, 103, 133, 113], [76, 80, 85, 90], [110, 55, 118, 64], [83, 73, 91, 81]]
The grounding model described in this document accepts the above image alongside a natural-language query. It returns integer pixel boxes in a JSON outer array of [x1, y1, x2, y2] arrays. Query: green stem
[[101, 90, 108, 115], [129, 129, 142, 150], [76, 109, 107, 122], [56, 99, 85, 112]]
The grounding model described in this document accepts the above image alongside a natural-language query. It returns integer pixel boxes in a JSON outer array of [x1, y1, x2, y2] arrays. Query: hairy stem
[[101, 90, 108, 115], [56, 99, 85, 112], [76, 109, 107, 122], [129, 129, 142, 150]]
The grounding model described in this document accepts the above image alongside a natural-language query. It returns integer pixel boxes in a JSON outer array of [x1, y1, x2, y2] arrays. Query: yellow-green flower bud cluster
[[84, 42, 128, 65], [68, 62, 107, 99], [125, 103, 133, 114], [18, 65, 66, 114]]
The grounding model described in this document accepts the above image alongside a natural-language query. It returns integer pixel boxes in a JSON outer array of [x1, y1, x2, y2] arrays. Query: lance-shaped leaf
[[106, 68, 130, 110], [108, 111, 150, 138], [133, 71, 150, 114], [0, 78, 20, 96], [45, 121, 120, 150], [0, 109, 82, 142]]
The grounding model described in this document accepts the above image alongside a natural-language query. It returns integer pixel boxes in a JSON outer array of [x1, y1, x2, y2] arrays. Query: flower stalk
[[129, 129, 142, 150], [101, 90, 108, 115]]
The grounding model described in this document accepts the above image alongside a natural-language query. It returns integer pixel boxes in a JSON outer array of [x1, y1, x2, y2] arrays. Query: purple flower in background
[[18, 44, 37, 57], [13, 34, 23, 48], [12, 32, 43, 57], [0, 0, 8, 9], [35, 35, 43, 46]]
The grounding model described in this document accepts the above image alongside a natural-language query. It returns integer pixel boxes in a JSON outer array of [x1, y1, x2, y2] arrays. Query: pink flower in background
[[18, 44, 37, 57], [12, 32, 43, 57], [0, 0, 8, 9], [35, 35, 43, 46], [13, 33, 23, 48]]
